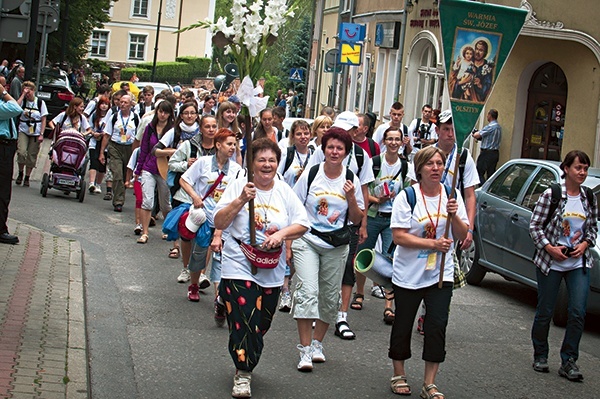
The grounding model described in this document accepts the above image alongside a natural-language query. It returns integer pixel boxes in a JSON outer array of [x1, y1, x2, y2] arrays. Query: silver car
[[463, 158, 600, 326]]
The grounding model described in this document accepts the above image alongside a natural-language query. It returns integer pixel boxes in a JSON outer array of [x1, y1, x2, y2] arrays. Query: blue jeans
[[357, 215, 393, 254], [531, 267, 589, 364]]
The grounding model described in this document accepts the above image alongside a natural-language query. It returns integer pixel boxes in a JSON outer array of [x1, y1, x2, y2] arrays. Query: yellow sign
[[339, 42, 362, 65]]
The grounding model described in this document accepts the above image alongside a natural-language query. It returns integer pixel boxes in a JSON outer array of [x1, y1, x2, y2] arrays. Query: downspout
[[176, 0, 184, 58], [307, 0, 324, 118], [393, 2, 408, 102]]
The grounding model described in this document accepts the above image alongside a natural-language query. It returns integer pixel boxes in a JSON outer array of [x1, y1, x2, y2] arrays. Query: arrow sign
[[339, 42, 362, 66], [289, 68, 303, 82]]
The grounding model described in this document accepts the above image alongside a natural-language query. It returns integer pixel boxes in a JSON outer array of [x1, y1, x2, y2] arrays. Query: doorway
[[521, 63, 568, 161]]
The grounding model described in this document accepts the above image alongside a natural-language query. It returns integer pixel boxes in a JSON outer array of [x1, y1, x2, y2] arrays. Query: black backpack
[[371, 155, 408, 185], [542, 182, 594, 229], [111, 111, 140, 131], [283, 145, 314, 175]]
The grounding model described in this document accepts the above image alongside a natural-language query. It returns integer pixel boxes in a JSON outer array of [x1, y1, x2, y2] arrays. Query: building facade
[[87, 0, 215, 65], [309, 0, 600, 165]]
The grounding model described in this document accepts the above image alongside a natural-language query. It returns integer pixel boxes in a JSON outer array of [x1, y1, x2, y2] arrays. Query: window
[[488, 164, 536, 203], [132, 0, 149, 17], [521, 168, 556, 211], [90, 31, 108, 58], [129, 34, 147, 61], [416, 44, 444, 111]]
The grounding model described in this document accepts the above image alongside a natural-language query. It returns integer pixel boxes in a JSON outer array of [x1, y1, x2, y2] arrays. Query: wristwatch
[[1, 91, 7, 98]]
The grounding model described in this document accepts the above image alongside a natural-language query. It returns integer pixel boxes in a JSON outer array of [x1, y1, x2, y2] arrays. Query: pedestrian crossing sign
[[289, 68, 303, 82]]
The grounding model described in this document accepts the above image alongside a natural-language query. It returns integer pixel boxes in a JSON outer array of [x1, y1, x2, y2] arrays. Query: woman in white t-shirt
[[216, 101, 243, 165], [308, 115, 332, 148], [213, 138, 309, 398], [388, 146, 468, 398], [355, 127, 406, 321], [291, 127, 365, 371], [179, 128, 241, 302]]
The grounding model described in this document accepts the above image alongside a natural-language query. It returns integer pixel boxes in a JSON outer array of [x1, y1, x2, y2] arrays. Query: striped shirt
[[529, 182, 597, 275], [479, 120, 501, 150]]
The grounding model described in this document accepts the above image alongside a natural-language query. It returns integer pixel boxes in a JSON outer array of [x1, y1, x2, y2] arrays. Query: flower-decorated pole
[[179, 0, 296, 264]]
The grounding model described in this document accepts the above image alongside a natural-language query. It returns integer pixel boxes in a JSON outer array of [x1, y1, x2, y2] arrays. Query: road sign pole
[[24, 0, 40, 81], [35, 13, 48, 86]]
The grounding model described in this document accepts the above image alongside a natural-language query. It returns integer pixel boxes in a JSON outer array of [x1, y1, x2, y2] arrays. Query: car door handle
[[480, 202, 488, 210], [511, 214, 519, 221]]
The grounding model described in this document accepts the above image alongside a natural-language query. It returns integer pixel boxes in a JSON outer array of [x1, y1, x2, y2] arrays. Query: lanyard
[[120, 113, 131, 131], [295, 147, 310, 171], [419, 184, 442, 239], [440, 144, 456, 184]]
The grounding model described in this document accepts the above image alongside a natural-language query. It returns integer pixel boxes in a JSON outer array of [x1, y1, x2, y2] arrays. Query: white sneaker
[[94, 185, 102, 194], [311, 339, 326, 363], [88, 183, 96, 193], [231, 370, 251, 398], [177, 268, 190, 283], [278, 291, 292, 312], [198, 273, 210, 290], [297, 344, 313, 371], [371, 285, 385, 299]]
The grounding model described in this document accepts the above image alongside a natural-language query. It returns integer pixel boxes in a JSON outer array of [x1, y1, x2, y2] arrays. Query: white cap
[[437, 109, 453, 125], [332, 111, 359, 131], [184, 206, 207, 233]]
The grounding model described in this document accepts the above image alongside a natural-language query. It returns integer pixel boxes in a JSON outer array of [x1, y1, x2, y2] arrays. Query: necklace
[[256, 187, 274, 225]]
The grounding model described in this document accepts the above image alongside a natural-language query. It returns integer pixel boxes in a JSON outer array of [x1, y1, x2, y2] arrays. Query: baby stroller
[[40, 128, 88, 202]]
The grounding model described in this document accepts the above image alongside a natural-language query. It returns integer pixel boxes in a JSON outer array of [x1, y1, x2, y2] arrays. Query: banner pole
[[438, 146, 461, 288]]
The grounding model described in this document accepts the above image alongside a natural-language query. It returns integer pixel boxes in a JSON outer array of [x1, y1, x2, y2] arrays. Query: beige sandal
[[420, 383, 444, 399], [390, 375, 411, 395], [137, 234, 149, 244]]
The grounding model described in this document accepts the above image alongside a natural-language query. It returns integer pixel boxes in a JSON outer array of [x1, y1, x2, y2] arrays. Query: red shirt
[[354, 138, 380, 158]]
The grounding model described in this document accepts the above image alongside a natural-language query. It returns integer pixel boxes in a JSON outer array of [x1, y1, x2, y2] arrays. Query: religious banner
[[439, 0, 527, 148]]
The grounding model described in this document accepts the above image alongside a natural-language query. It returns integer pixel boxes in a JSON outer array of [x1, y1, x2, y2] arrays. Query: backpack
[[352, 143, 365, 177], [542, 182, 594, 229], [415, 118, 433, 140], [372, 154, 408, 184], [111, 111, 140, 131], [19, 98, 43, 123], [169, 143, 199, 196], [282, 145, 313, 175], [404, 184, 455, 213], [457, 149, 469, 198], [366, 137, 378, 158]]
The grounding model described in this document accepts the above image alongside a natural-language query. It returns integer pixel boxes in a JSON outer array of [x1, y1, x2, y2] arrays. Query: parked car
[[462, 158, 600, 326], [36, 67, 75, 123]]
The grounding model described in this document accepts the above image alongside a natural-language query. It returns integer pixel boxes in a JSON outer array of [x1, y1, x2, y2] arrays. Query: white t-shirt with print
[[105, 111, 137, 145], [18, 98, 48, 136], [390, 183, 468, 289], [293, 164, 365, 249], [407, 145, 480, 189], [214, 176, 310, 288], [305, 143, 375, 186], [181, 155, 242, 227], [369, 155, 405, 215], [277, 147, 313, 188], [553, 194, 585, 271]]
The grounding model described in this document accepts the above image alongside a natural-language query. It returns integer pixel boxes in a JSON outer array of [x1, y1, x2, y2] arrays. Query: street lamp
[[151, 0, 164, 82]]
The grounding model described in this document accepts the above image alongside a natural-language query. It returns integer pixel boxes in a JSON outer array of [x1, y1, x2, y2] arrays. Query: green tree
[[46, 0, 114, 66]]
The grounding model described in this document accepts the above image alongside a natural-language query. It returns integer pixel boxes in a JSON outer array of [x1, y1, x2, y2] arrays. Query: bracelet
[[467, 229, 474, 235]]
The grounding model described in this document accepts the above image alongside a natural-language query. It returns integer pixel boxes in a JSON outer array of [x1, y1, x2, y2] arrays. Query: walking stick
[[244, 113, 257, 275], [438, 146, 461, 288]]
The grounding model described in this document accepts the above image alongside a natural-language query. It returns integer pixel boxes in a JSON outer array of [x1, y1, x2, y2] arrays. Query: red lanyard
[[419, 184, 442, 238]]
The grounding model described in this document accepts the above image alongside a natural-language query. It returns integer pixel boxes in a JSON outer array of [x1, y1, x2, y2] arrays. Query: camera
[[561, 246, 575, 257], [419, 123, 429, 140]]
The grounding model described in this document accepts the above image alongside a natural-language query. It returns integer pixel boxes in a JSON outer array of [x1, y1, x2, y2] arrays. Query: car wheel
[[464, 237, 487, 286], [40, 173, 49, 197], [553, 280, 568, 327]]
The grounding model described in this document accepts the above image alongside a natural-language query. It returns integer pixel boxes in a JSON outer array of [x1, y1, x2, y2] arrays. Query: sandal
[[137, 234, 149, 244], [383, 307, 395, 325], [168, 247, 180, 259], [350, 293, 364, 310], [334, 321, 356, 340], [420, 383, 444, 399], [390, 375, 411, 396]]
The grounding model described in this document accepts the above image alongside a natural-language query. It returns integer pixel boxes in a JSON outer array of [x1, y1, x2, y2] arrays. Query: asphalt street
[[8, 172, 600, 399]]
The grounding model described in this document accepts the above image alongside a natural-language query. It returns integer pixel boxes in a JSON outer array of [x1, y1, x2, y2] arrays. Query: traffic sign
[[37, 4, 60, 34], [0, 14, 30, 43], [324, 48, 342, 73], [289, 68, 303, 82], [1, 0, 27, 12], [339, 42, 362, 66]]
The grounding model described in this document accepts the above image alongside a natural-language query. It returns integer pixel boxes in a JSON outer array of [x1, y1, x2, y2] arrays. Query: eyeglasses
[[385, 137, 403, 142], [182, 112, 197, 116]]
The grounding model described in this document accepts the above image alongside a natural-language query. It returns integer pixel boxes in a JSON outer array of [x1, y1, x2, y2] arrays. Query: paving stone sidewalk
[[0, 220, 88, 399]]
